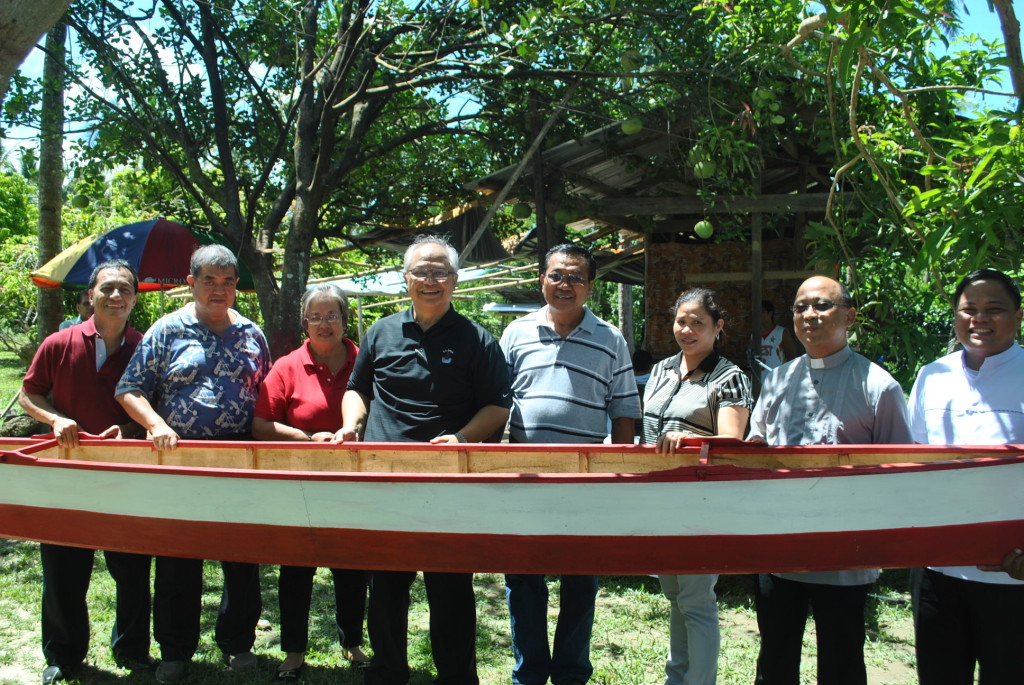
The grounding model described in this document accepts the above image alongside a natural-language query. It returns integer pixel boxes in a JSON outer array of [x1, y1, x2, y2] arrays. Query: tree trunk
[[35, 17, 66, 340], [265, 0, 320, 360], [991, 0, 1023, 112], [0, 0, 72, 105]]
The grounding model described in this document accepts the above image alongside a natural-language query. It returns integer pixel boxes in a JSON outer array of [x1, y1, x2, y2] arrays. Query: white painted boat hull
[[2, 439, 1022, 574]]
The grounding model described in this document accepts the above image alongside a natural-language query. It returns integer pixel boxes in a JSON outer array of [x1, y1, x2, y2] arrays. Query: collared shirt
[[641, 351, 752, 442], [347, 306, 512, 443], [116, 303, 271, 439], [749, 345, 912, 446], [500, 305, 640, 444], [255, 338, 359, 434], [23, 318, 141, 435], [749, 344, 913, 585], [910, 343, 1024, 585]]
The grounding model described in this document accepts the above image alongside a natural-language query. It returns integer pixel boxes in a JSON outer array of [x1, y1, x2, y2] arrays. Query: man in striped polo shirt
[[499, 243, 641, 685]]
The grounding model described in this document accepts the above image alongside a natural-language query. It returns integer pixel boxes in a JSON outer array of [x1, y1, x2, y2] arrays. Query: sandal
[[342, 646, 370, 668], [275, 664, 304, 681]]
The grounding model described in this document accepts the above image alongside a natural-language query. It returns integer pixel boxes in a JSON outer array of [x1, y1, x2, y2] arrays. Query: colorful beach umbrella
[[30, 218, 254, 292]]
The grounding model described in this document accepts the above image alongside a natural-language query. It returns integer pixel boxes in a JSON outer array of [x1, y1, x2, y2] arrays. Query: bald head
[[791, 276, 856, 358]]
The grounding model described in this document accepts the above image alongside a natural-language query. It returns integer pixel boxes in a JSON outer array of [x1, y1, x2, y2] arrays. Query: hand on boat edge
[[333, 426, 360, 443], [430, 434, 461, 445], [978, 548, 1024, 580], [148, 424, 180, 451], [656, 431, 692, 455], [52, 416, 82, 449]]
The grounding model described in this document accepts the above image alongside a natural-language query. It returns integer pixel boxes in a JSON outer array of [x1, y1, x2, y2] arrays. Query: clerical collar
[[807, 345, 852, 369]]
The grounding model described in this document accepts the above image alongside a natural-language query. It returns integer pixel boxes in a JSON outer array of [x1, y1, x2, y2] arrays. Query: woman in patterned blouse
[[641, 287, 753, 685]]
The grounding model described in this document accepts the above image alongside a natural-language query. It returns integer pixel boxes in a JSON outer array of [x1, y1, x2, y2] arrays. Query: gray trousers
[[659, 574, 720, 685]]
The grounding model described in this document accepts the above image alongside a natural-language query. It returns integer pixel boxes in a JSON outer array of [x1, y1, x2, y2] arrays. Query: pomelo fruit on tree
[[511, 202, 532, 219], [621, 117, 643, 135]]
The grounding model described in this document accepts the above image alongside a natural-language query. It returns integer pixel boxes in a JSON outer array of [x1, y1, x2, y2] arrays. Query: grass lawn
[[0, 542, 919, 684], [0, 349, 26, 417]]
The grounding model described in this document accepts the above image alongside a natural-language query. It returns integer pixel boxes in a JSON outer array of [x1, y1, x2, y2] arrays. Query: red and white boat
[[1, 437, 1022, 574]]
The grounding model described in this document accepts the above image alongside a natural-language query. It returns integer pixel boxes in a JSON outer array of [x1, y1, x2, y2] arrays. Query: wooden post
[[618, 282, 634, 352], [750, 171, 764, 393], [531, 92, 550, 275]]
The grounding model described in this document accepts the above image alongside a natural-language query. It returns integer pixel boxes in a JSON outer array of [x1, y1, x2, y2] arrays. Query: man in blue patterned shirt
[[117, 244, 271, 684]]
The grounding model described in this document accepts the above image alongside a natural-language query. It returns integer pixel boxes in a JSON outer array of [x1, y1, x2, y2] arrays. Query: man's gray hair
[[190, 244, 239, 279], [402, 234, 459, 273], [301, 283, 350, 320]]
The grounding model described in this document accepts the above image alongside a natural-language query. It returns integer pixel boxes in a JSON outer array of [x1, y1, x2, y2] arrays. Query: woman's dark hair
[[672, 288, 725, 323], [953, 269, 1021, 309]]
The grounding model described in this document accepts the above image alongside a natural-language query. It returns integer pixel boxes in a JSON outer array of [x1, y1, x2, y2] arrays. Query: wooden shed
[[467, 111, 842, 375]]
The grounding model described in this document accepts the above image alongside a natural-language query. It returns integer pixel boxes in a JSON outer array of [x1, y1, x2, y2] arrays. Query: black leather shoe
[[114, 653, 159, 672], [42, 665, 66, 684]]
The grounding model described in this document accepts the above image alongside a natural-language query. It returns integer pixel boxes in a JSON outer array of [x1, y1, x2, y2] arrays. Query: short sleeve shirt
[[23, 318, 141, 434], [116, 304, 271, 438], [347, 307, 512, 443], [255, 338, 359, 434], [500, 305, 640, 444], [641, 351, 752, 442]]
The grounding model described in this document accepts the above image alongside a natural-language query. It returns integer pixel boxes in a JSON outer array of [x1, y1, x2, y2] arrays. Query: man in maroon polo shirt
[[19, 260, 155, 683]]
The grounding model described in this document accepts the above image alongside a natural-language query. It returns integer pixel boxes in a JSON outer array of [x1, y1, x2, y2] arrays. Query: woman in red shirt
[[253, 284, 367, 681]]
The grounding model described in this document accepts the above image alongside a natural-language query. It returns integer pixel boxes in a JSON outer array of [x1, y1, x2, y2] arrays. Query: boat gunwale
[[3, 438, 1024, 484]]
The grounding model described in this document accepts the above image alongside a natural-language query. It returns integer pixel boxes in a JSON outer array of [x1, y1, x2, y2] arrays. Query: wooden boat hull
[[2, 439, 1023, 574]]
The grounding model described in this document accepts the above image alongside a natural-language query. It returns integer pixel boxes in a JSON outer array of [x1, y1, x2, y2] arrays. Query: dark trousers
[[279, 565, 367, 652], [912, 567, 1024, 684], [153, 556, 262, 661], [40, 543, 152, 669], [753, 574, 870, 685], [364, 570, 478, 685]]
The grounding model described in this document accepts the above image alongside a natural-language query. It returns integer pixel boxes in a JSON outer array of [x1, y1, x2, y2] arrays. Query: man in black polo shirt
[[340, 234, 512, 685]]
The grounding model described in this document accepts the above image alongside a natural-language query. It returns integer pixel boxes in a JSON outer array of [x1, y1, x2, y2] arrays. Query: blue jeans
[[505, 574, 599, 685]]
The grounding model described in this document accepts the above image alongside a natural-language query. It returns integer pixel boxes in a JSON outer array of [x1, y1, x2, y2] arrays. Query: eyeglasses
[[544, 272, 588, 286], [407, 268, 454, 282], [304, 313, 344, 326], [790, 301, 851, 315], [198, 278, 238, 291]]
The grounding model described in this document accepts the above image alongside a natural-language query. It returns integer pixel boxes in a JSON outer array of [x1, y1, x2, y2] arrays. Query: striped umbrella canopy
[[30, 218, 255, 292]]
